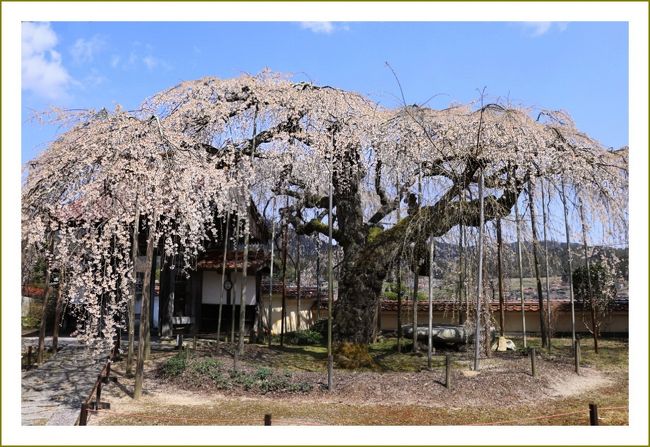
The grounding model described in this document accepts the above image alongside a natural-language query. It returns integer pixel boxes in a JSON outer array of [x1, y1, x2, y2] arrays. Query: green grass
[[250, 335, 627, 375], [250, 337, 452, 372]]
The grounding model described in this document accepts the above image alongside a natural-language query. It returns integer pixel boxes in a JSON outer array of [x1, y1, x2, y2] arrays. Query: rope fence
[[84, 409, 287, 425], [81, 405, 627, 426], [75, 338, 627, 427], [474, 405, 628, 426]]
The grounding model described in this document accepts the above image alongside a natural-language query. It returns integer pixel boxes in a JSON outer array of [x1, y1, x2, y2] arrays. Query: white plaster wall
[[202, 271, 256, 305]]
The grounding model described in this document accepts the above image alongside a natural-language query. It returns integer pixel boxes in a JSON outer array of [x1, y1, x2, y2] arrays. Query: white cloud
[[519, 21, 569, 37], [112, 46, 170, 71], [142, 55, 158, 70], [70, 35, 105, 64], [22, 22, 72, 100], [300, 21, 335, 34]]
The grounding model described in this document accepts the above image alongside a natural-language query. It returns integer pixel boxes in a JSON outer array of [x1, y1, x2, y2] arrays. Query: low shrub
[[162, 351, 189, 377], [288, 330, 323, 346], [253, 367, 273, 380], [190, 357, 222, 380], [162, 354, 313, 393], [21, 315, 41, 329], [310, 319, 328, 338], [335, 342, 375, 369], [229, 369, 256, 390]]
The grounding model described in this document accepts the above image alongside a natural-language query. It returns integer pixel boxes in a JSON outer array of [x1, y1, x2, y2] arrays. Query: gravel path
[[21, 338, 107, 425]]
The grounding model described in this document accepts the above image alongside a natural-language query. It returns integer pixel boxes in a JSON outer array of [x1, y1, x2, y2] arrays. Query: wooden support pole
[[473, 168, 485, 372], [37, 238, 54, 365], [296, 235, 301, 332], [530, 348, 537, 377], [589, 403, 599, 426], [579, 196, 599, 354], [561, 178, 577, 344], [575, 337, 581, 375], [27, 346, 33, 369], [327, 354, 334, 392], [496, 219, 505, 337], [238, 220, 250, 355], [528, 179, 548, 348], [231, 215, 241, 345], [134, 211, 157, 400], [541, 180, 553, 350], [514, 200, 527, 349], [326, 135, 334, 392], [52, 267, 65, 352], [264, 414, 272, 426], [217, 212, 231, 351], [280, 199, 288, 347], [445, 354, 452, 389], [127, 200, 140, 376], [267, 204, 275, 348], [427, 236, 434, 370]]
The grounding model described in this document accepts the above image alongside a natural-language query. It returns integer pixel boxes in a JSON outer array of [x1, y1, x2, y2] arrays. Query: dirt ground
[[88, 338, 628, 426]]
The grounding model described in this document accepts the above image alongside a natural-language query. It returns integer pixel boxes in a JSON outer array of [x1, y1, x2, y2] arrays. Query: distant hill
[[428, 240, 628, 281]]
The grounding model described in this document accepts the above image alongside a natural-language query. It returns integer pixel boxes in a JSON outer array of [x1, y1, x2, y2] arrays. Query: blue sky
[[21, 21, 628, 163]]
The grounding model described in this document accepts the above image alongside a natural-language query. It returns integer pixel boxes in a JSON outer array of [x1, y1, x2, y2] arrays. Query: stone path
[[21, 338, 108, 426]]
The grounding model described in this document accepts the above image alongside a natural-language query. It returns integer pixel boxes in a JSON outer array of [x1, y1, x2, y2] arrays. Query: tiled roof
[[260, 284, 324, 299], [305, 297, 629, 312], [196, 249, 269, 272]]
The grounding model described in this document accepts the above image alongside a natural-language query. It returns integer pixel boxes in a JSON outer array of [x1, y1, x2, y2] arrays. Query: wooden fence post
[[95, 374, 103, 408], [79, 403, 88, 426], [530, 348, 537, 377], [589, 403, 599, 425], [104, 361, 111, 383], [27, 346, 33, 369], [264, 414, 272, 426], [445, 354, 452, 389]]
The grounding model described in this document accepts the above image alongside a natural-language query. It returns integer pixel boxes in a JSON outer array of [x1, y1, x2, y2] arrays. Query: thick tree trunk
[[333, 246, 386, 344], [324, 146, 522, 345]]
